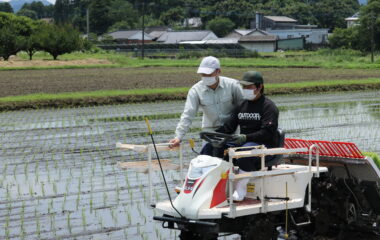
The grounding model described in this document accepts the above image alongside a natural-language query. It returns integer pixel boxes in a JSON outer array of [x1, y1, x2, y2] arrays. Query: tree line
[[0, 12, 86, 61], [0, 1, 54, 19], [329, 0, 380, 53], [51, 0, 360, 35]]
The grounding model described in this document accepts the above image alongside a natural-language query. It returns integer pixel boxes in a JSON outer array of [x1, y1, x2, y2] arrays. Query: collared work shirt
[[175, 76, 244, 140]]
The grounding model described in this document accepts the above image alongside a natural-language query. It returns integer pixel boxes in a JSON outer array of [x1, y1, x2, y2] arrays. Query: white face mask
[[243, 89, 256, 100], [201, 76, 217, 86]]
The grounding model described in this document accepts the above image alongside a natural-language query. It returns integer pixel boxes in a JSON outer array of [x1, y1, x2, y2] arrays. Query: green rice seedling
[[125, 172, 130, 189], [67, 212, 72, 234], [48, 198, 53, 214], [90, 195, 93, 213], [76, 192, 80, 210], [41, 182, 46, 197], [5, 216, 10, 239], [62, 193, 67, 210], [13, 164, 17, 181], [29, 183, 34, 197], [111, 207, 117, 224], [17, 184, 21, 198], [24, 161, 29, 180], [36, 214, 41, 238], [82, 208, 87, 231], [53, 182, 57, 195], [103, 192, 107, 206]]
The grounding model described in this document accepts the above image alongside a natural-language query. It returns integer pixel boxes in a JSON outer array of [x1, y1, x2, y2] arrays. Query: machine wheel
[[179, 231, 217, 240], [241, 217, 278, 240]]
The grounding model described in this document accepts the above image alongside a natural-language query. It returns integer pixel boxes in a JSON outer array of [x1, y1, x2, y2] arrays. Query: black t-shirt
[[216, 95, 279, 147]]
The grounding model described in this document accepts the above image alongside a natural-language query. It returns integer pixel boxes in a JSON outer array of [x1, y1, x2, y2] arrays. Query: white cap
[[197, 56, 220, 74]]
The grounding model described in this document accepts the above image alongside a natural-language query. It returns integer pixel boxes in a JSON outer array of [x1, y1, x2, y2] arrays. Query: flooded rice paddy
[[0, 90, 379, 239]]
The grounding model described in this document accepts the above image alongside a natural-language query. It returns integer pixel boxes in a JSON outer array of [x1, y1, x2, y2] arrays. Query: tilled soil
[[1, 67, 380, 97]]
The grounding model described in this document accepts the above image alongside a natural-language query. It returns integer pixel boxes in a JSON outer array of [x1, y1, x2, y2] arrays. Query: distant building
[[156, 30, 218, 44], [183, 17, 203, 28], [249, 12, 328, 45], [266, 28, 328, 44], [40, 18, 54, 24], [345, 12, 360, 28], [239, 35, 278, 52], [251, 13, 298, 30], [225, 29, 269, 39], [105, 30, 153, 44]]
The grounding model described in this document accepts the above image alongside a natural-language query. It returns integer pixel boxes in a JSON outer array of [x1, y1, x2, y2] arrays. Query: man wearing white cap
[[169, 56, 244, 153]]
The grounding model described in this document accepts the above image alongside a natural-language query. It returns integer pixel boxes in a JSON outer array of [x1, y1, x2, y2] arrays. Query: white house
[[345, 13, 360, 28]]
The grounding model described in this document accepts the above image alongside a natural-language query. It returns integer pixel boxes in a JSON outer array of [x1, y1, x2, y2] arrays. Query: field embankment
[[1, 77, 379, 111], [1, 51, 380, 111]]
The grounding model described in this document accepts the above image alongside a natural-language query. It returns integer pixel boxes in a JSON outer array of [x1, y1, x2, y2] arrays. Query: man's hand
[[169, 137, 181, 148], [232, 134, 246, 145]]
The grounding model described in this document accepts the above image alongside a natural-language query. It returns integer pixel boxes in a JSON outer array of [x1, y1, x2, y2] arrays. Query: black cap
[[240, 71, 264, 85]]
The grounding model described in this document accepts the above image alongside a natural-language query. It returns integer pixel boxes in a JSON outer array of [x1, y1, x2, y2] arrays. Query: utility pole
[[371, 13, 375, 63], [141, 0, 145, 59]]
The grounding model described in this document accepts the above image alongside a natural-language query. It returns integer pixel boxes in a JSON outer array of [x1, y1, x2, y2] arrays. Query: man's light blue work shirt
[[175, 76, 244, 140]]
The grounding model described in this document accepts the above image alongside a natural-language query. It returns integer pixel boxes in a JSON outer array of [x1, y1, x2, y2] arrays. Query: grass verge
[[3, 50, 380, 70], [0, 78, 379, 111], [363, 152, 380, 169]]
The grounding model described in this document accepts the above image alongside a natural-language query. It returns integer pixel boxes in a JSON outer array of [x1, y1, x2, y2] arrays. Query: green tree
[[359, 0, 380, 52], [38, 24, 83, 60], [329, 27, 361, 49], [0, 2, 13, 13], [210, 0, 255, 28], [159, 7, 184, 26], [0, 25, 23, 60], [21, 2, 53, 19], [20, 23, 45, 60], [108, 0, 138, 30], [90, 0, 112, 34], [17, 8, 38, 20], [54, 0, 73, 23], [0, 12, 36, 60], [206, 17, 235, 37], [312, 0, 359, 30]]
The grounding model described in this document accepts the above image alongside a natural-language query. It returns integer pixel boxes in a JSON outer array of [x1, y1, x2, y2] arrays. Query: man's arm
[[174, 88, 200, 141], [245, 103, 278, 142]]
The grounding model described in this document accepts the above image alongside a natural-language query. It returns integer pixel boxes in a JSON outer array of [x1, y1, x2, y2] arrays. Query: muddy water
[[0, 90, 379, 239]]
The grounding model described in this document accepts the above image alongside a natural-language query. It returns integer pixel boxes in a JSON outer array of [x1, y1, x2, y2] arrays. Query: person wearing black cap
[[214, 70, 279, 201]]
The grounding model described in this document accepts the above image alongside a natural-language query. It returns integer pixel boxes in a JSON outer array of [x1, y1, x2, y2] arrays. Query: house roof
[[180, 38, 239, 44], [239, 35, 278, 42], [157, 31, 217, 43], [235, 29, 254, 36], [345, 12, 360, 21], [264, 16, 297, 23], [107, 30, 153, 40], [246, 29, 270, 36]]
